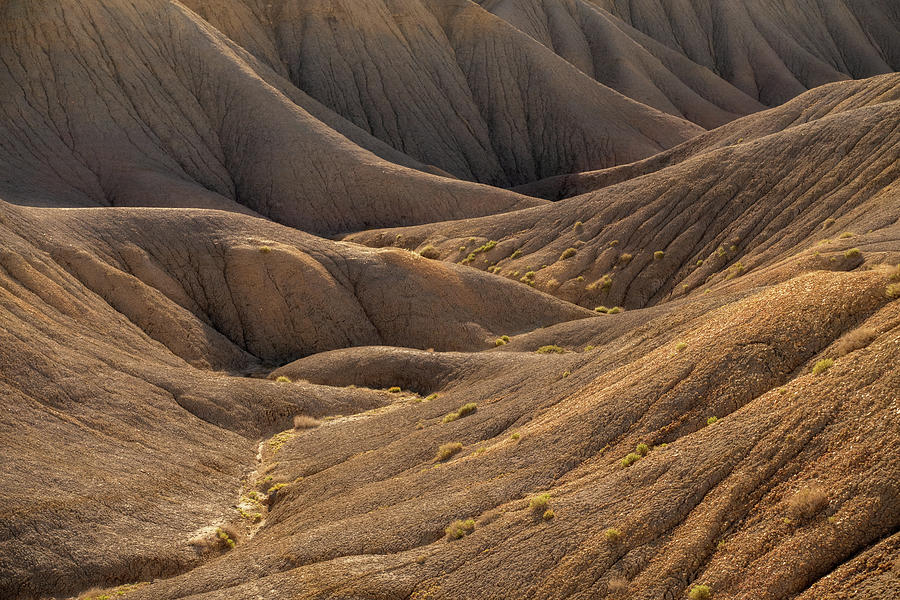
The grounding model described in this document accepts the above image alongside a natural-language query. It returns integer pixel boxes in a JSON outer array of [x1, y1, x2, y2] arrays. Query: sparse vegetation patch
[[445, 518, 475, 540], [435, 442, 463, 461], [812, 358, 834, 375]]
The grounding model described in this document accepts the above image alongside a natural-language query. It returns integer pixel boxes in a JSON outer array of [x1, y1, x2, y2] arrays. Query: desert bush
[[510, 432, 521, 441], [445, 518, 475, 540], [844, 248, 861, 259], [822, 218, 836, 229], [424, 393, 438, 402], [561, 247, 577, 260], [688, 584, 712, 600], [595, 306, 609, 313], [495, 335, 510, 346], [696, 259, 704, 266], [510, 249, 523, 259], [839, 232, 854, 239], [812, 358, 834, 375], [419, 245, 441, 259], [529, 493, 551, 511], [636, 443, 649, 457], [787, 486, 828, 520], [886, 283, 900, 299], [605, 527, 621, 543], [443, 403, 477, 423], [607, 307, 623, 314], [388, 386, 402, 393], [707, 416, 718, 425], [536, 345, 565, 354], [676, 342, 688, 352], [619, 253, 633, 263], [621, 452, 641, 467], [216, 527, 236, 549], [654, 251, 665, 260], [259, 245, 272, 253], [833, 328, 876, 357], [543, 508, 555, 520], [726, 262, 745, 279], [573, 221, 584, 233], [275, 376, 292, 383], [435, 442, 463, 461], [520, 271, 536, 285], [293, 415, 321, 430], [608, 577, 629, 596]]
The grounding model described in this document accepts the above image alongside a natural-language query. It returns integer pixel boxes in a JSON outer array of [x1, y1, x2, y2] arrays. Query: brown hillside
[[0, 2, 897, 600]]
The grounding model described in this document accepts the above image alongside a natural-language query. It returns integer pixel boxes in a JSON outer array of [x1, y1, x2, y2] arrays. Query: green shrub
[[445, 518, 475, 540], [621, 452, 641, 468], [419, 245, 441, 259], [495, 337, 508, 346], [275, 376, 292, 383], [595, 306, 609, 313], [607, 306, 623, 314], [510, 432, 521, 441], [216, 527, 236, 549], [812, 359, 834, 375], [636, 443, 649, 457], [561, 247, 577, 260], [536, 345, 565, 354], [654, 251, 665, 260], [424, 393, 438, 402], [726, 262, 745, 279], [605, 527, 621, 543], [435, 442, 463, 461], [444, 403, 477, 423], [688, 584, 712, 600], [707, 416, 718, 425], [844, 248, 861, 259], [696, 259, 704, 266], [529, 493, 551, 511], [543, 508, 555, 520], [388, 386, 402, 393]]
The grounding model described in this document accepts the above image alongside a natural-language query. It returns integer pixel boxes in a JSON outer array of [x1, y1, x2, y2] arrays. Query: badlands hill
[[0, 1, 897, 600]]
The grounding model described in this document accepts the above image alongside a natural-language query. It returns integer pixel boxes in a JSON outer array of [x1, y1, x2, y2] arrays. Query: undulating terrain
[[0, 1, 898, 599]]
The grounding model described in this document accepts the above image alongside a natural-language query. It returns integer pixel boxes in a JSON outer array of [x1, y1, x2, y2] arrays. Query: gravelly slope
[[350, 76, 900, 311]]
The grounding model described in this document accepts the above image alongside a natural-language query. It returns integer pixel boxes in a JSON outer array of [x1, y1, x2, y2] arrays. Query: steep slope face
[[478, 0, 766, 128], [178, 0, 702, 186], [0, 0, 545, 234], [114, 268, 900, 600], [0, 198, 594, 599], [587, 0, 900, 105], [350, 76, 900, 311], [516, 73, 900, 199]]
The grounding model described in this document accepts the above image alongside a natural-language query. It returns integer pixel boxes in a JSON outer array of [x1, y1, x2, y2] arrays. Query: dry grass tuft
[[787, 486, 828, 520], [832, 327, 877, 357], [605, 527, 622, 543], [293, 415, 321, 430], [435, 442, 463, 461], [445, 518, 475, 540], [608, 577, 629, 596]]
